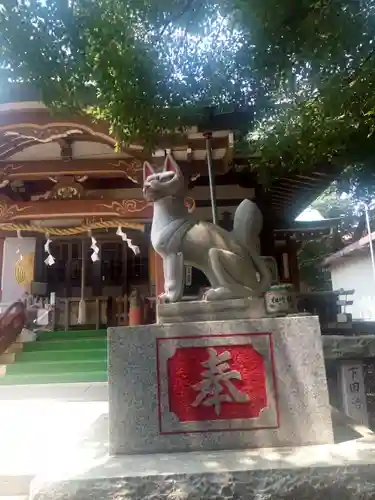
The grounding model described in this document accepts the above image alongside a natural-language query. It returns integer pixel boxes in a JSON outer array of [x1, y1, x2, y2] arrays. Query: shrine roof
[[0, 92, 342, 222], [274, 218, 341, 241], [264, 164, 342, 223], [323, 232, 375, 266]]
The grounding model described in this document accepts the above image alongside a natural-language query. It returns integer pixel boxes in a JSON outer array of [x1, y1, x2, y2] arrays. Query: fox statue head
[[143, 155, 185, 202]]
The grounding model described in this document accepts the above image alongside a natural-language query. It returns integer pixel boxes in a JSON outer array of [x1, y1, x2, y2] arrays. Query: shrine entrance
[[33, 231, 150, 330], [45, 237, 149, 298]]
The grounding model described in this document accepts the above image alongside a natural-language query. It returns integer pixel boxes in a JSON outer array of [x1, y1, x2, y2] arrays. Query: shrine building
[[0, 96, 340, 329]]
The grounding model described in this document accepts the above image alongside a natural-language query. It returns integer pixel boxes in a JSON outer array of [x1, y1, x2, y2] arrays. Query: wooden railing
[[48, 295, 156, 331], [0, 301, 26, 355]]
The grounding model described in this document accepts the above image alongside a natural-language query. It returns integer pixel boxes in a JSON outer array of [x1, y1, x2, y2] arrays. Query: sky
[[296, 207, 324, 222]]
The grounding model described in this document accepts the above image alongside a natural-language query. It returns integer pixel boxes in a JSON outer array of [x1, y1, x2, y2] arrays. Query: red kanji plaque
[[156, 333, 279, 434]]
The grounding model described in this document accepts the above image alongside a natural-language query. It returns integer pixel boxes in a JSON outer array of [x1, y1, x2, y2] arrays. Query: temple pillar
[[260, 221, 276, 257], [155, 253, 164, 297], [92, 241, 103, 297], [287, 238, 301, 292], [253, 185, 276, 258], [149, 248, 164, 297], [279, 247, 290, 282], [34, 236, 47, 284], [277, 238, 301, 291], [0, 237, 4, 300]]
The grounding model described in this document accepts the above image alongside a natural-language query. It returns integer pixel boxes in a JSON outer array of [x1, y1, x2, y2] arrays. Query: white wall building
[[323, 232, 375, 320]]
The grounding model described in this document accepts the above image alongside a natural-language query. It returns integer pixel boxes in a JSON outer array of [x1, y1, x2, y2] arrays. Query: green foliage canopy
[[250, 1, 375, 192], [0, 0, 260, 147], [0, 0, 375, 182]]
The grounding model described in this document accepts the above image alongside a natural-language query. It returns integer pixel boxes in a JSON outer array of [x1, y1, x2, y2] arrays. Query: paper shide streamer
[[44, 234, 55, 266], [16, 229, 23, 261], [116, 227, 140, 254], [90, 232, 100, 262]]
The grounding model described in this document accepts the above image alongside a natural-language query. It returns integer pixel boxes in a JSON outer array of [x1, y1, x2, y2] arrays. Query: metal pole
[[204, 131, 218, 225], [78, 238, 86, 324], [81, 238, 86, 297], [364, 203, 375, 287]]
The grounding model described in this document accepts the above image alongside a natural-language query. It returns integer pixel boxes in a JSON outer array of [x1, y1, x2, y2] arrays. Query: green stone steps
[[0, 371, 107, 385], [0, 329, 108, 385], [37, 329, 107, 341], [5, 359, 107, 375], [17, 348, 106, 363], [23, 338, 107, 351]]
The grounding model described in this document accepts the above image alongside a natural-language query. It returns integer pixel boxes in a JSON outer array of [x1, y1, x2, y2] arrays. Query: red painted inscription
[[167, 343, 267, 422]]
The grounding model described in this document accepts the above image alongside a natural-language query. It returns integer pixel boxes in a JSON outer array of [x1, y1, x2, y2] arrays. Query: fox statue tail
[[232, 199, 271, 293]]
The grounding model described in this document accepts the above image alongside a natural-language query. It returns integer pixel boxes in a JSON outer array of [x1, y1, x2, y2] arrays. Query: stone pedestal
[[108, 314, 333, 455], [157, 297, 266, 324], [29, 410, 375, 500], [27, 334, 375, 500], [30, 447, 375, 500]]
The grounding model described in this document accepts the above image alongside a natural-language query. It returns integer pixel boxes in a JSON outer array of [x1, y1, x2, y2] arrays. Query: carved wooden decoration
[[0, 116, 115, 165], [59, 138, 73, 160], [0, 158, 144, 183], [0, 196, 152, 221], [48, 176, 85, 200], [98, 199, 150, 215], [0, 195, 33, 221], [0, 122, 115, 153], [0, 195, 196, 222], [107, 159, 143, 184]]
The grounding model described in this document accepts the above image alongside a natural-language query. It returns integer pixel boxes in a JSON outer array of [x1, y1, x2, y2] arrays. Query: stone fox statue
[[143, 155, 271, 303]]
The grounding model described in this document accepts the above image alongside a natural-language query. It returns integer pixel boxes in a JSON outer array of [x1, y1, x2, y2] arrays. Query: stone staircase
[[0, 329, 107, 385]]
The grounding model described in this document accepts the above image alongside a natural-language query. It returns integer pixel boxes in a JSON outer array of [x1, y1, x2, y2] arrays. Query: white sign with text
[[339, 361, 368, 426]]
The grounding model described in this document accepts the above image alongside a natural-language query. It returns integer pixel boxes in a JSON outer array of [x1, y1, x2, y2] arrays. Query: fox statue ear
[[163, 154, 181, 175], [143, 161, 155, 181]]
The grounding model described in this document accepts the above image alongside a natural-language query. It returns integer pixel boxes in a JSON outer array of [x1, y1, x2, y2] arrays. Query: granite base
[[29, 413, 375, 500], [109, 316, 333, 455]]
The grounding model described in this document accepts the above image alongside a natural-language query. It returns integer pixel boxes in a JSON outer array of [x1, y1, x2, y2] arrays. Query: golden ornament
[[15, 252, 35, 287]]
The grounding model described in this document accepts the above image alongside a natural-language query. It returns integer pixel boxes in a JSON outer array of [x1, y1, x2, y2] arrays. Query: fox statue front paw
[[203, 286, 254, 301], [203, 287, 232, 301], [158, 292, 171, 304]]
